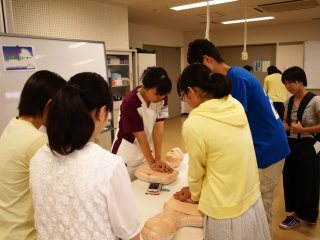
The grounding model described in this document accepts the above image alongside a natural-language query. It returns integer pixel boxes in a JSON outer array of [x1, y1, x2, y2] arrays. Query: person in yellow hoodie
[[174, 64, 271, 240]]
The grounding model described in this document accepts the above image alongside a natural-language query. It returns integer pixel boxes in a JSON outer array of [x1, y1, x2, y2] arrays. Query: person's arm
[[153, 120, 164, 162], [153, 121, 173, 172], [182, 119, 206, 203], [283, 108, 290, 132], [173, 186, 198, 204], [133, 128, 173, 173], [133, 131, 156, 167], [291, 107, 320, 134], [105, 158, 141, 240], [291, 122, 320, 134]]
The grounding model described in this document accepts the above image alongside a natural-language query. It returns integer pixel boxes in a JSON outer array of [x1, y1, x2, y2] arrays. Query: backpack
[[287, 92, 320, 140]]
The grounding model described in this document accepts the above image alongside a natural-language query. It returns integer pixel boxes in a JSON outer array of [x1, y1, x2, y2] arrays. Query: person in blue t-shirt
[[187, 39, 290, 239]]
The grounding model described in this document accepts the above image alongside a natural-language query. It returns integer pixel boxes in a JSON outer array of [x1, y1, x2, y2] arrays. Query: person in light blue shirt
[[187, 39, 290, 239]]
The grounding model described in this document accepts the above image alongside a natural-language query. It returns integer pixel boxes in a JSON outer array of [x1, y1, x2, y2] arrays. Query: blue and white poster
[[253, 60, 262, 72], [2, 46, 36, 71]]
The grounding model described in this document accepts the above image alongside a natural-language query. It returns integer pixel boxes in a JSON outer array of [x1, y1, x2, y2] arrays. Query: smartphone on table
[[146, 182, 163, 195]]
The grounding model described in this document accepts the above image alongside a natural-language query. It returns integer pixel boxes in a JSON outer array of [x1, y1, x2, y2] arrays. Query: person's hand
[[173, 186, 197, 204], [283, 122, 290, 132], [291, 121, 303, 133], [152, 161, 173, 173]]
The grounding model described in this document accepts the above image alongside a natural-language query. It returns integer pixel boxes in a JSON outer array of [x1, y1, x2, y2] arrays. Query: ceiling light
[[170, 0, 238, 11], [222, 16, 275, 24]]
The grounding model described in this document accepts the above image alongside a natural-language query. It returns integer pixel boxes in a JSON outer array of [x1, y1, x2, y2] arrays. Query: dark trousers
[[283, 137, 319, 222], [273, 102, 285, 120]]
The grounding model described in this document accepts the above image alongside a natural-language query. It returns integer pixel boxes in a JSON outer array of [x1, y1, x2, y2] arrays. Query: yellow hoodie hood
[[189, 95, 248, 128]]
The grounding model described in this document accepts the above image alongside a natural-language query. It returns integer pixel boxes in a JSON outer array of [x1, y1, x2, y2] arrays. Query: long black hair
[[47, 72, 112, 155], [18, 70, 66, 117], [177, 64, 231, 99]]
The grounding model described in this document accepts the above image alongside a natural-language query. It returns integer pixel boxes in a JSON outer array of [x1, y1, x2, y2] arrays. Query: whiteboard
[[304, 41, 320, 89], [0, 34, 108, 133]]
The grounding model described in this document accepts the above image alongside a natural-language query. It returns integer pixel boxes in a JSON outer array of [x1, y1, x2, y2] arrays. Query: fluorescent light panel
[[222, 16, 275, 24], [170, 0, 238, 11]]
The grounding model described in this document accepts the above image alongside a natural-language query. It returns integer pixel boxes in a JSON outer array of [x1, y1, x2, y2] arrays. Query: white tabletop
[[131, 154, 204, 240]]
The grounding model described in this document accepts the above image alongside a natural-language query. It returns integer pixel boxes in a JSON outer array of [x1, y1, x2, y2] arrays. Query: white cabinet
[[106, 50, 138, 138]]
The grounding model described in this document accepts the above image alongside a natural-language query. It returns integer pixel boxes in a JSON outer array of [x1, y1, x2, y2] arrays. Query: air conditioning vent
[[257, 0, 320, 13]]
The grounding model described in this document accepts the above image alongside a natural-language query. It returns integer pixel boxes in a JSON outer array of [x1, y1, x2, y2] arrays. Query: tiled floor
[[162, 116, 320, 240]]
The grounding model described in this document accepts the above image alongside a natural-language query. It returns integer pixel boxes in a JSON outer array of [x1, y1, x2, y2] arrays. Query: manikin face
[[283, 80, 304, 95], [142, 87, 166, 103]]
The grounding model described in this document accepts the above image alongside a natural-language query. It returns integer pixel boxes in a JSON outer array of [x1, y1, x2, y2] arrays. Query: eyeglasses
[[180, 92, 186, 101]]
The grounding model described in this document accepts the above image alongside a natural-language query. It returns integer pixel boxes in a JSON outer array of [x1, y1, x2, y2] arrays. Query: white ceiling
[[105, 0, 320, 31]]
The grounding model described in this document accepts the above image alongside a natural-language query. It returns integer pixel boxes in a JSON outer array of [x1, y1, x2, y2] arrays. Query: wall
[[276, 42, 304, 71], [8, 0, 130, 150], [128, 23, 186, 113], [218, 44, 276, 85], [183, 21, 320, 68], [129, 23, 184, 49], [11, 0, 129, 49], [185, 21, 320, 47]]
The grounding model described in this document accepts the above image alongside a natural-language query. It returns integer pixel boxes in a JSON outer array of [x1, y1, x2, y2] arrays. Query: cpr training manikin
[[134, 148, 184, 184], [164, 147, 184, 168], [134, 148, 203, 240], [141, 197, 203, 240]]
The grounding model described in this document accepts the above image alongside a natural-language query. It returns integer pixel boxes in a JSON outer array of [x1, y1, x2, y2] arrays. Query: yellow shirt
[[183, 96, 260, 219], [0, 118, 47, 240], [264, 73, 287, 103]]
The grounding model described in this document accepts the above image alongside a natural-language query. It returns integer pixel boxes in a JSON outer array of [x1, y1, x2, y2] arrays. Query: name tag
[[157, 105, 169, 119]]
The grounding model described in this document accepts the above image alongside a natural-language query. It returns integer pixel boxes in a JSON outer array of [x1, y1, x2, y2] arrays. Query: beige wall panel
[[129, 23, 184, 49], [183, 21, 320, 69], [12, 0, 129, 49]]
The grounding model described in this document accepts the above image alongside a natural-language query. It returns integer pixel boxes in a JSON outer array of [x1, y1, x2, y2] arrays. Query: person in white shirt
[[29, 72, 141, 240]]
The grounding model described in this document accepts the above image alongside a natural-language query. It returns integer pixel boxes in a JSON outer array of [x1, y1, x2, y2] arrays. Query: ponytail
[[208, 72, 232, 98], [47, 72, 112, 155], [47, 84, 94, 155]]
